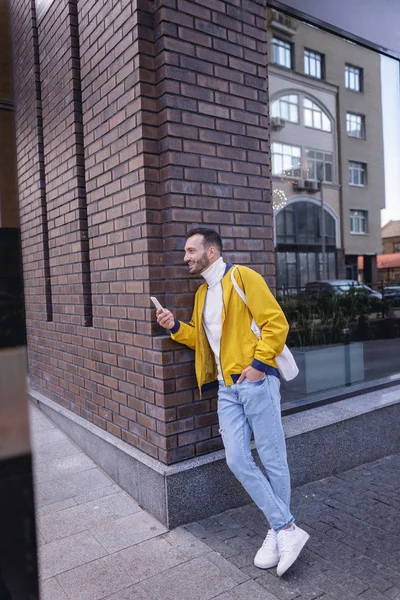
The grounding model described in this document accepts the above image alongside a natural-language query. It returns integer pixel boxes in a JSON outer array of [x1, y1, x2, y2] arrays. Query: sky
[[381, 55, 400, 225]]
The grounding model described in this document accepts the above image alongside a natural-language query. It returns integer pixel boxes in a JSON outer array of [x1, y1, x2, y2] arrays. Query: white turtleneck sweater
[[201, 257, 226, 380]]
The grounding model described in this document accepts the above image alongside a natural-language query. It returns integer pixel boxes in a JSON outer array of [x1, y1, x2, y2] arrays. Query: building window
[[350, 210, 368, 234], [276, 202, 337, 290], [271, 143, 301, 176], [273, 37, 292, 69], [345, 64, 363, 92], [346, 113, 365, 138], [271, 94, 299, 123], [349, 161, 366, 186], [276, 202, 336, 247], [306, 150, 333, 183], [303, 98, 331, 132], [304, 49, 323, 79]]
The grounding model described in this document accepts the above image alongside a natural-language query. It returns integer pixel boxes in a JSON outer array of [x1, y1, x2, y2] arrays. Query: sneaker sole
[[254, 556, 279, 569], [277, 532, 310, 577]]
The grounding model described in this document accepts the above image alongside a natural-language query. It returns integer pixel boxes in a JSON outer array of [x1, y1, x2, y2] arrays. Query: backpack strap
[[230, 265, 261, 340], [230, 266, 247, 305]]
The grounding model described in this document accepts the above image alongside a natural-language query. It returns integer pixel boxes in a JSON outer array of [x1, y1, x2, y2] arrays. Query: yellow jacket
[[170, 263, 289, 390]]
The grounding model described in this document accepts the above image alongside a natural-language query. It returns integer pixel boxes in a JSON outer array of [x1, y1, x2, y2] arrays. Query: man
[[156, 228, 309, 576]]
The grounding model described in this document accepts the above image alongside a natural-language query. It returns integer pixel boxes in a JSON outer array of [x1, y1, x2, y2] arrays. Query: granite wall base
[[29, 387, 400, 529]]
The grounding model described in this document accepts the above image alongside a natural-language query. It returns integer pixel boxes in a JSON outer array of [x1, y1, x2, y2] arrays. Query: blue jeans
[[218, 375, 294, 532]]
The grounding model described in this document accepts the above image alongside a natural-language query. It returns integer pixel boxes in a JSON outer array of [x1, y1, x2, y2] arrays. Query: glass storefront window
[[268, 8, 400, 410]]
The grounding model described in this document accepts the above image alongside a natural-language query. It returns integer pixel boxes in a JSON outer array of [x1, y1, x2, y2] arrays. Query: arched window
[[303, 98, 331, 132], [275, 201, 337, 289], [271, 94, 299, 123], [276, 202, 336, 245]]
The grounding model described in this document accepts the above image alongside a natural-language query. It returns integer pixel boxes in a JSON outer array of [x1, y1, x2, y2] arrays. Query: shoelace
[[262, 530, 276, 548], [277, 533, 292, 555]]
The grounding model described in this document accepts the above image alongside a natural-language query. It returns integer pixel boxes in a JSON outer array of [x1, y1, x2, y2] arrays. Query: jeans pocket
[[244, 376, 266, 385]]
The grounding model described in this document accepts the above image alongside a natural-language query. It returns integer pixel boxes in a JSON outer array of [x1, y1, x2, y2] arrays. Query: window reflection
[[268, 9, 383, 290], [267, 8, 400, 406]]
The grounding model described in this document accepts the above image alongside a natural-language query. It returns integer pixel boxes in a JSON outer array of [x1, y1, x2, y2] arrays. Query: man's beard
[[189, 252, 210, 274]]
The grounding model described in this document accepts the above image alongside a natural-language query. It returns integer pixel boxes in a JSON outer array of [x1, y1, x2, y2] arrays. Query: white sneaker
[[254, 529, 279, 569], [276, 525, 309, 576]]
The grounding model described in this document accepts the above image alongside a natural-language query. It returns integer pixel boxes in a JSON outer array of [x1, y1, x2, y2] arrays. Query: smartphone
[[150, 296, 164, 311]]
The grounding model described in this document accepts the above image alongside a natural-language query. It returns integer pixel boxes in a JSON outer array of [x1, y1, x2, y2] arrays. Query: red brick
[[179, 26, 212, 48], [196, 438, 224, 455], [178, 0, 211, 20], [178, 427, 211, 446]]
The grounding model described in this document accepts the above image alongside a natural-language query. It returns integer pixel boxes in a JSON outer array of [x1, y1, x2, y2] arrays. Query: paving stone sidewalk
[[30, 403, 400, 600]]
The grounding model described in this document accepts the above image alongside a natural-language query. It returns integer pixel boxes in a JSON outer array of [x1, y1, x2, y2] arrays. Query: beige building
[[267, 10, 385, 289], [382, 220, 400, 254]]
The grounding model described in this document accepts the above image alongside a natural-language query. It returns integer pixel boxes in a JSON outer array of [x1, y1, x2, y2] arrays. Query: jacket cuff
[[251, 358, 268, 373], [169, 319, 181, 334]]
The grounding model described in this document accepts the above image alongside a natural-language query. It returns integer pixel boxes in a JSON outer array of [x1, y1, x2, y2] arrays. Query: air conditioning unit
[[304, 179, 320, 192], [294, 179, 320, 192], [271, 117, 286, 130], [294, 179, 306, 191]]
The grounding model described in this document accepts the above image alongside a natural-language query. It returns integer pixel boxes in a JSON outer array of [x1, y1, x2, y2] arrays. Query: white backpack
[[230, 266, 299, 382]]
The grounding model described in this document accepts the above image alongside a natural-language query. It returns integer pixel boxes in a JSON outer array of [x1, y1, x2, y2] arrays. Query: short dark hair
[[186, 228, 223, 252]]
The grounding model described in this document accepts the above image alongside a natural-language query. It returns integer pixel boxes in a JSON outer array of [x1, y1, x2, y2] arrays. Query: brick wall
[[76, 0, 165, 453], [149, 0, 272, 462], [10, 0, 271, 465]]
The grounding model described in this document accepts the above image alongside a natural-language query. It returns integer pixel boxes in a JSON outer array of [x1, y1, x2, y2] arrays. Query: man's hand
[[156, 307, 175, 330], [237, 366, 265, 384]]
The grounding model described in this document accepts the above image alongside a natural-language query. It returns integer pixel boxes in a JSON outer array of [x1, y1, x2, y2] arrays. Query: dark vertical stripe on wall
[[32, 1, 53, 322], [69, 0, 93, 327]]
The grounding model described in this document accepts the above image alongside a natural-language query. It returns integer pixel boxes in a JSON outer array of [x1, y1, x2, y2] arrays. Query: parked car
[[383, 286, 400, 301], [305, 280, 383, 300]]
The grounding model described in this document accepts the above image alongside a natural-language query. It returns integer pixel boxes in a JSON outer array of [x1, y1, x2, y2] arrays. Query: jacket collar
[[224, 262, 234, 275]]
